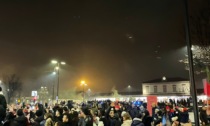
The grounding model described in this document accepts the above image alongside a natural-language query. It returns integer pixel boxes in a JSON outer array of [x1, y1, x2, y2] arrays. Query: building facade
[[142, 78, 190, 96]]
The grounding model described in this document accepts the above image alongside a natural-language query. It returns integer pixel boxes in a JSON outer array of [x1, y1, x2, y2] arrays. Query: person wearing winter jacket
[[200, 106, 209, 126], [121, 112, 132, 126], [131, 113, 144, 126], [14, 109, 29, 126]]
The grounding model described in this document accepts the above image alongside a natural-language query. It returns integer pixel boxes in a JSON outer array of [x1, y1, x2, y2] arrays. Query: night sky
[[0, 0, 203, 96]]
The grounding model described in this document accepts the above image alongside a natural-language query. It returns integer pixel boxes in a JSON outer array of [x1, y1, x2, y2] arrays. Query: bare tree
[[3, 74, 23, 103], [180, 1, 210, 83]]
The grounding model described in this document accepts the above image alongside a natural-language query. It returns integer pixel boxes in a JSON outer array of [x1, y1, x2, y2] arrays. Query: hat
[[172, 116, 178, 122], [155, 109, 159, 113], [121, 111, 126, 117]]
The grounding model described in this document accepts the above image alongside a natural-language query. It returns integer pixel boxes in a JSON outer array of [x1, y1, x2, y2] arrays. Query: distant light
[[88, 88, 91, 91], [53, 72, 56, 75], [129, 36, 132, 39], [55, 67, 59, 70], [51, 60, 58, 64], [128, 85, 131, 88], [81, 81, 85, 84], [61, 62, 66, 65], [162, 76, 167, 81], [41, 87, 43, 88], [191, 47, 194, 51]]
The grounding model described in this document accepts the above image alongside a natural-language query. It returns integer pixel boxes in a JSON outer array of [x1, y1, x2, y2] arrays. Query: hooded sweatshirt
[[132, 118, 144, 126]]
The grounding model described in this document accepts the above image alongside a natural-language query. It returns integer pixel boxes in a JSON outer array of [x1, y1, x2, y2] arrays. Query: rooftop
[[143, 77, 189, 83]]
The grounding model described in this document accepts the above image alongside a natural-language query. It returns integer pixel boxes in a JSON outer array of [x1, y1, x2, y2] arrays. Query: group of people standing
[[0, 86, 210, 126]]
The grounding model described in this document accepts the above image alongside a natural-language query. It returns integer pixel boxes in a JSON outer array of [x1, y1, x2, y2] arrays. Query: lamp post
[[51, 60, 66, 103], [7, 89, 10, 104], [52, 71, 56, 102], [128, 85, 131, 98], [81, 81, 87, 103]]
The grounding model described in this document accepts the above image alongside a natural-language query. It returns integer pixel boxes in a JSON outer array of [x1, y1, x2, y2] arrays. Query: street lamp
[[51, 60, 66, 103], [81, 80, 87, 103], [7, 89, 10, 104], [128, 85, 131, 97]]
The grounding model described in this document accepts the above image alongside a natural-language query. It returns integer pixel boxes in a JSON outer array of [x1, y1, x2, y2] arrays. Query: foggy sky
[[0, 0, 203, 96]]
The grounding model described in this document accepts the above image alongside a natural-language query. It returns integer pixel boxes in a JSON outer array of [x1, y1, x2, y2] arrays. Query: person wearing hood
[[121, 112, 132, 126], [131, 113, 144, 126], [14, 109, 29, 126], [142, 110, 153, 126], [0, 86, 7, 124]]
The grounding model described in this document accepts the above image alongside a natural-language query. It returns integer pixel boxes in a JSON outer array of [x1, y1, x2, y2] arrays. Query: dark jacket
[[107, 117, 121, 126], [179, 111, 189, 123], [200, 109, 208, 125], [129, 107, 139, 119], [0, 94, 7, 122], [131, 118, 144, 126], [0, 94, 7, 109], [14, 115, 28, 126]]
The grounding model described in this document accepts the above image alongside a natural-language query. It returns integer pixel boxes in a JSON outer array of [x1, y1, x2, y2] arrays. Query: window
[[154, 86, 157, 93], [173, 85, 176, 92], [145, 86, 149, 93], [163, 85, 167, 92], [182, 84, 186, 92]]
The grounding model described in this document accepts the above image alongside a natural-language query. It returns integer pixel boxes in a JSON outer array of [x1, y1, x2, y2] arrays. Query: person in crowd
[[153, 110, 162, 126], [178, 107, 189, 124], [121, 112, 132, 126], [78, 107, 93, 126], [131, 113, 144, 126], [70, 111, 79, 126], [13, 109, 29, 126], [63, 107, 69, 115], [128, 104, 138, 119], [62, 113, 71, 126], [0, 86, 7, 125], [43, 113, 54, 126], [107, 108, 121, 126], [200, 106, 209, 126], [54, 121, 62, 126], [151, 103, 158, 119], [142, 110, 152, 126], [99, 109, 108, 126], [2, 112, 16, 126], [54, 108, 63, 123]]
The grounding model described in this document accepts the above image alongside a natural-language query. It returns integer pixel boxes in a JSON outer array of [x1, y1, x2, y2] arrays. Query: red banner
[[203, 79, 210, 96], [147, 95, 157, 116]]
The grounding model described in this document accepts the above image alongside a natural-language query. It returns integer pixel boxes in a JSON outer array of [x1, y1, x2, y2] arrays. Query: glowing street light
[[51, 60, 58, 64], [81, 80, 87, 103], [51, 60, 66, 103], [128, 85, 131, 97]]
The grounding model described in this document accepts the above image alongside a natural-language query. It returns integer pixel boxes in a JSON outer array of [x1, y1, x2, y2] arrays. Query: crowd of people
[[0, 86, 210, 126]]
